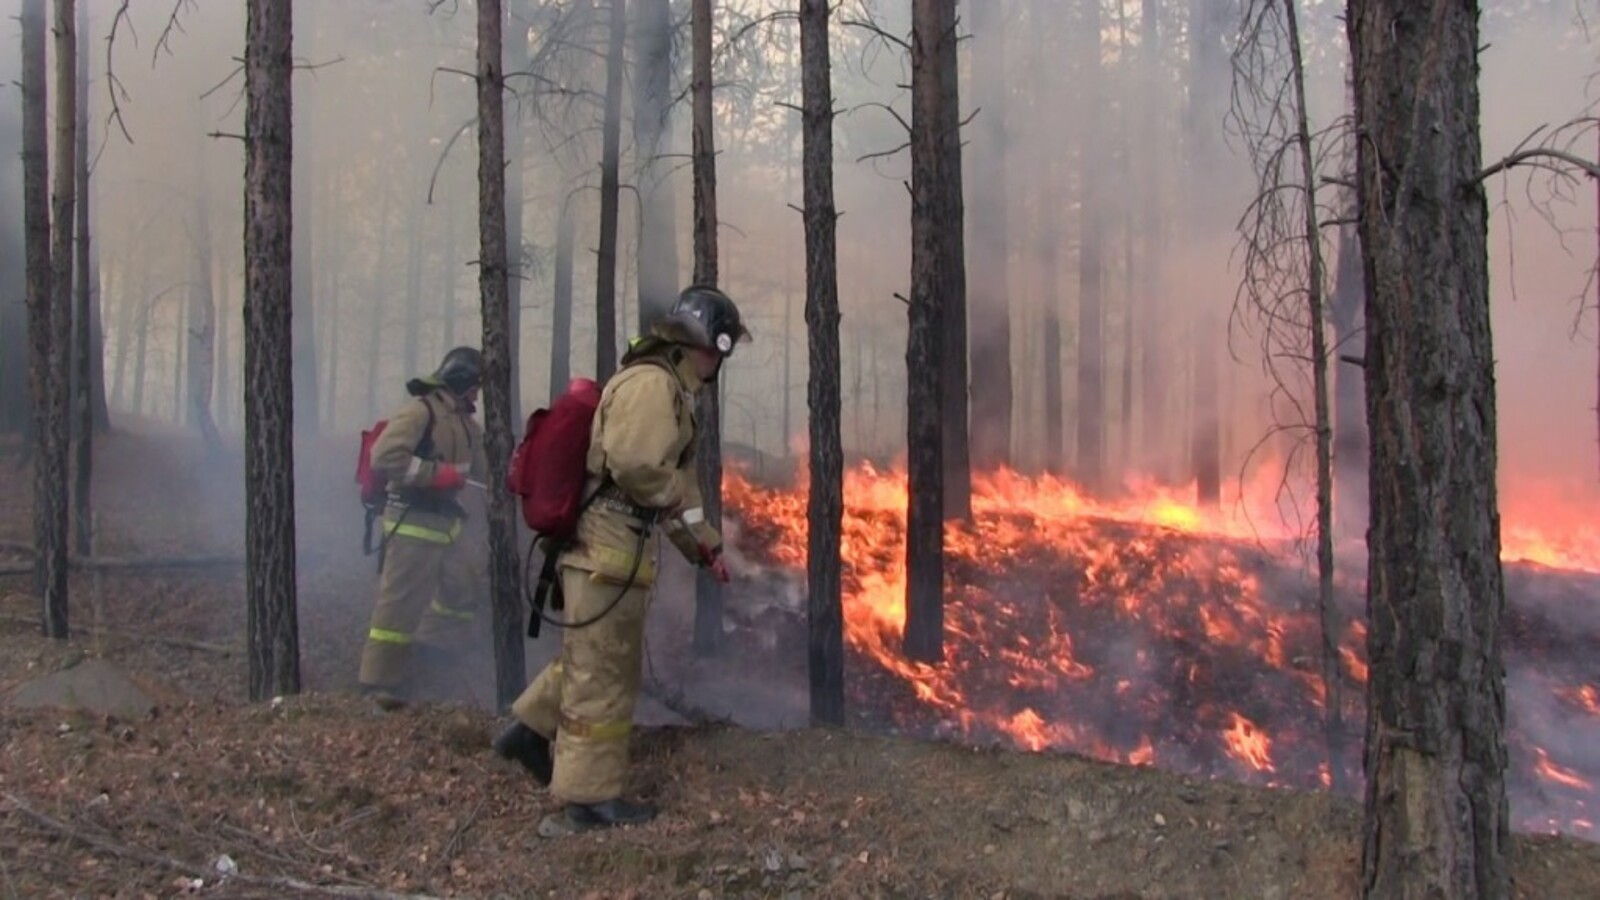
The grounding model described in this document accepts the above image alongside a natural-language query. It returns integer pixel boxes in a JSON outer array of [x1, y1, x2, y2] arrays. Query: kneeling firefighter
[[494, 285, 748, 831], [358, 346, 490, 707]]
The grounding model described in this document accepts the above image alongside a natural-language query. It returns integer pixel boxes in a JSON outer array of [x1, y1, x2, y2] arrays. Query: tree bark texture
[[633, 0, 678, 330], [594, 0, 627, 382], [903, 0, 953, 663], [1281, 0, 1341, 795], [72, 0, 92, 555], [966, 0, 1011, 472], [30, 0, 74, 637], [478, 0, 526, 712], [1348, 1, 1509, 896], [690, 0, 725, 657], [935, 0, 969, 521], [243, 0, 301, 701], [550, 193, 575, 401], [504, 5, 527, 425], [799, 0, 844, 727]]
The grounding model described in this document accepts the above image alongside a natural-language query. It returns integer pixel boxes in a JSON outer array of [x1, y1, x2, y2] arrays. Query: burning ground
[[0, 430, 1598, 897], [724, 462, 1600, 842]]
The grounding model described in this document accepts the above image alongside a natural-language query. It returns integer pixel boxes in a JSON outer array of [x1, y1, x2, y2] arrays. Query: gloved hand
[[429, 463, 467, 491], [701, 543, 730, 584]]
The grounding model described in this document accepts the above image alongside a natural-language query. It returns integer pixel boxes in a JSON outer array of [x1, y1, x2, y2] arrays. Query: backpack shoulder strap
[[415, 396, 439, 460]]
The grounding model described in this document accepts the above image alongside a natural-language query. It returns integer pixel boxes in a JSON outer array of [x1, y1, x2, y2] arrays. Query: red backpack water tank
[[508, 377, 603, 537]]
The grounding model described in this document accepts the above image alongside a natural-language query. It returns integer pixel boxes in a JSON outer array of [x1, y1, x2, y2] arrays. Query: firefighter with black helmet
[[493, 285, 749, 831], [358, 346, 491, 708]]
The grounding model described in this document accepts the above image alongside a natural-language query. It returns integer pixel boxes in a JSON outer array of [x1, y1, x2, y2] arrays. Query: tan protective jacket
[[561, 349, 722, 585], [371, 387, 488, 537]]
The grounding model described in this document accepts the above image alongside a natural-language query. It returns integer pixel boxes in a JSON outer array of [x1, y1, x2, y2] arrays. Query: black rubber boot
[[492, 721, 553, 785], [564, 798, 658, 831]]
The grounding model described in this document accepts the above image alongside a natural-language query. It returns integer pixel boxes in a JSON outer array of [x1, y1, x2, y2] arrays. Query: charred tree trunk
[[903, 0, 955, 663], [23, 0, 69, 636], [937, 0, 969, 522], [1350, 1, 1509, 896], [1330, 217, 1367, 539], [799, 0, 844, 727], [243, 0, 301, 700], [633, 0, 678, 329], [550, 193, 575, 401], [71, 0, 92, 554], [1281, 0, 1341, 795], [478, 0, 525, 712], [290, 9, 318, 436], [188, 181, 221, 453], [966, 0, 1011, 472], [690, 0, 724, 657], [594, 0, 626, 381]]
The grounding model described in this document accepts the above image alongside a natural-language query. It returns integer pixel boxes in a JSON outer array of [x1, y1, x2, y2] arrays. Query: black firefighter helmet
[[662, 285, 751, 358], [409, 346, 484, 397]]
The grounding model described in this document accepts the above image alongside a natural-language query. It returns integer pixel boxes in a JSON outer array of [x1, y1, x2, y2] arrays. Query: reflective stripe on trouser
[[511, 564, 650, 805], [358, 523, 479, 689]]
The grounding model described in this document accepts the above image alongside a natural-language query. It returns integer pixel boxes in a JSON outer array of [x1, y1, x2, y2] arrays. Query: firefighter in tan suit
[[358, 346, 490, 708], [494, 286, 747, 831]]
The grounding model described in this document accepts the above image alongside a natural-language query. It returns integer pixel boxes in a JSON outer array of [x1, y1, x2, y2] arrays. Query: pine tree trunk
[[966, 0, 1011, 472], [46, 0, 75, 631], [903, 0, 953, 663], [594, 0, 626, 381], [72, 0, 93, 554], [188, 184, 220, 453], [1281, 0, 1342, 796], [23, 0, 69, 636], [1137, 0, 1165, 470], [633, 0, 677, 330], [799, 0, 844, 727], [1074, 0, 1105, 490], [504, 6, 526, 424], [937, 0, 969, 521], [243, 0, 301, 701], [1041, 193, 1063, 473], [550, 193, 575, 402], [1352, 0, 1509, 893], [690, 0, 725, 657], [478, 0, 525, 712]]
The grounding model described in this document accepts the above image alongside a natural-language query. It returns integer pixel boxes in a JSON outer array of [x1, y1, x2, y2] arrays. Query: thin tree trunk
[[72, 0, 92, 554], [216, 259, 234, 432], [1186, 0, 1225, 506], [690, 0, 724, 657], [1281, 0, 1341, 796], [594, 0, 626, 381], [1331, 215, 1367, 540], [903, 0, 953, 663], [799, 0, 843, 727], [46, 0, 75, 632], [550, 193, 575, 401], [1075, 0, 1104, 491], [478, 0, 524, 712], [1138, 0, 1165, 471], [188, 180, 221, 453], [633, 0, 677, 330], [23, 0, 68, 636], [110, 264, 134, 414], [937, 0, 969, 521], [132, 296, 150, 417], [243, 0, 301, 701], [967, 0, 1011, 472], [1350, 0, 1508, 895], [505, 6, 526, 424], [1041, 196, 1063, 472], [172, 297, 185, 424]]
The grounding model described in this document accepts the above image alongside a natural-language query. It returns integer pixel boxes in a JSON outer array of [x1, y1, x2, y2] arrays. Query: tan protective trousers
[[511, 565, 651, 805], [358, 521, 481, 690]]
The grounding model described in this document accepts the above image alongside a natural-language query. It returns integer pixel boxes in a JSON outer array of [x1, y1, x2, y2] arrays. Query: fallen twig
[[0, 615, 235, 655], [1, 792, 441, 900]]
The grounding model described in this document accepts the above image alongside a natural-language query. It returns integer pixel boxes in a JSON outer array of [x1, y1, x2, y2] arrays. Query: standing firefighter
[[358, 346, 490, 708], [494, 286, 748, 831]]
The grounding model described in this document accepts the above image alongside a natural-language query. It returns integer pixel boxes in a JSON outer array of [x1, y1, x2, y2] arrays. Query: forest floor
[[1, 425, 1598, 899]]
